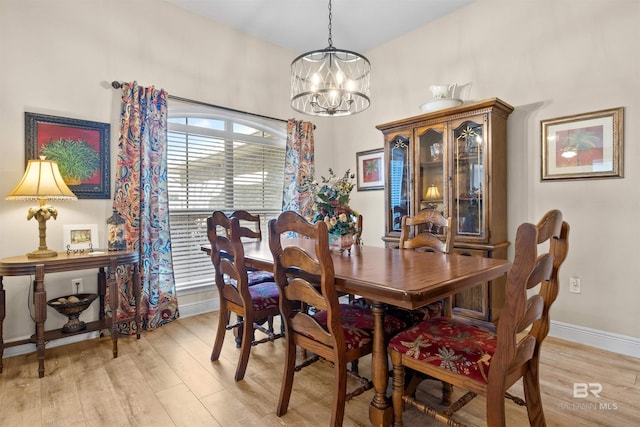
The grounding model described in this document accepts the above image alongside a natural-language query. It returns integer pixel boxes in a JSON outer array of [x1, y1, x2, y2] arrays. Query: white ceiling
[[163, 0, 474, 54]]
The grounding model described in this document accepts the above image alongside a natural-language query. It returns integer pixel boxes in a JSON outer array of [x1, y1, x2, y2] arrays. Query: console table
[[0, 250, 140, 377]]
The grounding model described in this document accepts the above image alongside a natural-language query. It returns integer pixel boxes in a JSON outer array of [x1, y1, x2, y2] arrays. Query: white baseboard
[[3, 331, 100, 359], [177, 297, 219, 318], [550, 320, 640, 358]]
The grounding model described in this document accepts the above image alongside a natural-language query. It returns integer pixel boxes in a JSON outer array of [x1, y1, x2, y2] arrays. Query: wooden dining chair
[[395, 209, 455, 404], [394, 209, 454, 324], [229, 210, 280, 347], [207, 211, 283, 381], [269, 211, 406, 427], [388, 209, 569, 426]]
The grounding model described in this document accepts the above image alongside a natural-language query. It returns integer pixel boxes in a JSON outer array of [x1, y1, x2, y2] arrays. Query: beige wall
[[1, 0, 638, 351], [340, 0, 640, 343], [0, 0, 295, 341]]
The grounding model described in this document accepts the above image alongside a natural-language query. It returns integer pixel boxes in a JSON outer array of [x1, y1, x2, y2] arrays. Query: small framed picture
[[63, 224, 99, 251], [356, 148, 385, 191], [541, 107, 624, 181]]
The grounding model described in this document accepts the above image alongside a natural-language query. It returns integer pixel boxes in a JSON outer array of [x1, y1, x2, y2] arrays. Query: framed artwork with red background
[[541, 107, 623, 181], [356, 148, 385, 191], [25, 112, 110, 199]]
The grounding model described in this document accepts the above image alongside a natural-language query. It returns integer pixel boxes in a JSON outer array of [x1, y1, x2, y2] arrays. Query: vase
[[329, 233, 355, 254]]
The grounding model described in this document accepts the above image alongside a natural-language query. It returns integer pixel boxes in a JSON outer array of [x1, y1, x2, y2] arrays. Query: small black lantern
[[107, 209, 126, 251]]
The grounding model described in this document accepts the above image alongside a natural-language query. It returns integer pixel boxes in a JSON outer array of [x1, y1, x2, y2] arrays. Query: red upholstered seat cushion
[[388, 316, 497, 384], [312, 304, 406, 351], [247, 281, 279, 311]]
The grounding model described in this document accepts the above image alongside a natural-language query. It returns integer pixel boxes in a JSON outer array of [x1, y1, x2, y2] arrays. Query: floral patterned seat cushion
[[387, 300, 443, 327], [388, 316, 497, 384], [246, 281, 279, 311], [247, 269, 275, 286], [311, 304, 406, 351]]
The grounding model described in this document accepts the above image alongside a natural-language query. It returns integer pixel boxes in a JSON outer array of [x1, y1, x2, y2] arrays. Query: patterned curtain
[[282, 119, 315, 219], [112, 81, 179, 333]]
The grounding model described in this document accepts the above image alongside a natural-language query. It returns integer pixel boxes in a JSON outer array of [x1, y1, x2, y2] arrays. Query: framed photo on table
[[25, 112, 111, 199], [541, 107, 623, 181], [356, 148, 385, 191], [63, 224, 99, 252]]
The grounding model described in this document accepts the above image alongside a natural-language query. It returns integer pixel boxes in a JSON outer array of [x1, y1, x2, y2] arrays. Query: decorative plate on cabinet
[[419, 98, 463, 113]]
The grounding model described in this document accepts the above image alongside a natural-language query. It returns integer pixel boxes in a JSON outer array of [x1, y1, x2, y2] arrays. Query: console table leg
[[34, 264, 46, 378], [0, 276, 5, 373], [108, 259, 118, 358], [98, 267, 106, 337]]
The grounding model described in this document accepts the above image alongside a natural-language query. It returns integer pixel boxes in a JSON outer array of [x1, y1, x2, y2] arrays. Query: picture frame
[[356, 148, 385, 191], [25, 112, 111, 199], [541, 107, 623, 181], [63, 224, 99, 251]]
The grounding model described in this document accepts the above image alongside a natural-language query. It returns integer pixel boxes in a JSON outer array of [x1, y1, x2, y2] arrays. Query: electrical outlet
[[72, 278, 83, 294], [569, 276, 581, 294]]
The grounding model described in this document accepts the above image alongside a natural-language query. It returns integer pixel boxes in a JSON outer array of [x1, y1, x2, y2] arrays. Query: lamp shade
[[6, 157, 77, 201], [424, 185, 441, 201]]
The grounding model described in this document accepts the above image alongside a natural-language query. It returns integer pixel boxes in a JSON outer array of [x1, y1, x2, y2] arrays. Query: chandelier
[[290, 0, 371, 116]]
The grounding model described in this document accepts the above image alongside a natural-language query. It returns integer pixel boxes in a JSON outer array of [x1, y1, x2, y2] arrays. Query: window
[[167, 98, 286, 292]]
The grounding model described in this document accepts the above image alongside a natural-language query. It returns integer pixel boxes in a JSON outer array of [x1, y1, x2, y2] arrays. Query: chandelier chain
[[327, 0, 333, 47]]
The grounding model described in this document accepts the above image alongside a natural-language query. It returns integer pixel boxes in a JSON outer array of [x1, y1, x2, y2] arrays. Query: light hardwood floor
[[0, 311, 638, 426]]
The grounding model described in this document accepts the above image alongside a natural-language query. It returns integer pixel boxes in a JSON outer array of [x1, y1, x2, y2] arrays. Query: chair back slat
[[281, 246, 322, 276], [230, 209, 263, 240], [400, 209, 453, 254], [286, 278, 328, 312], [290, 313, 334, 347]]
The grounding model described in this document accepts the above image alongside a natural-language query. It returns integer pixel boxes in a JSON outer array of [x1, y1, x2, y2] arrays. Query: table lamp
[[423, 184, 441, 209], [6, 156, 77, 258]]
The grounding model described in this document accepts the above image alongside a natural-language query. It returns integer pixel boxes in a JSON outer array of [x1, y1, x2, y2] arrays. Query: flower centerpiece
[[308, 168, 359, 253]]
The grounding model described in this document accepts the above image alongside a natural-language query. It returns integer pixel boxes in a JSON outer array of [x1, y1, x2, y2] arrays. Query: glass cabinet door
[[416, 125, 446, 215], [387, 135, 410, 233], [452, 115, 488, 242]]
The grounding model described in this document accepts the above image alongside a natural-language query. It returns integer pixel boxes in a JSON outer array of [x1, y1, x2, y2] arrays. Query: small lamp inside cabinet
[[107, 209, 126, 251]]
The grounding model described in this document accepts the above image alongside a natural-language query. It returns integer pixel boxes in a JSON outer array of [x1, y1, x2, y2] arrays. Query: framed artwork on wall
[[356, 148, 385, 191], [541, 107, 623, 181], [25, 112, 111, 199]]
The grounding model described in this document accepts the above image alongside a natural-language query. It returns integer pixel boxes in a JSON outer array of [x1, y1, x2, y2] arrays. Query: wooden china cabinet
[[376, 98, 514, 329]]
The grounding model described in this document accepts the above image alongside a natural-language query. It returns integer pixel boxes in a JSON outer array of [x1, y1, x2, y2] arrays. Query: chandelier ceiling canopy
[[290, 0, 371, 117]]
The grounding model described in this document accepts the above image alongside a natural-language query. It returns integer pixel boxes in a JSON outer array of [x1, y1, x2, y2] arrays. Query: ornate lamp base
[[27, 248, 58, 258]]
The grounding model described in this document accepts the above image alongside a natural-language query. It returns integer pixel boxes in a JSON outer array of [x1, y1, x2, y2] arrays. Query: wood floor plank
[[103, 353, 176, 425], [156, 383, 221, 427], [1, 313, 638, 426], [0, 353, 43, 426], [144, 322, 225, 399]]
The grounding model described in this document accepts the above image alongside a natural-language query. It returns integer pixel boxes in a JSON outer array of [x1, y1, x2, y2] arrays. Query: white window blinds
[[167, 99, 286, 291]]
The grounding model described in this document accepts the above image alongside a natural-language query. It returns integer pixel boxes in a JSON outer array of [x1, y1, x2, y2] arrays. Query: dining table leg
[[369, 301, 393, 427]]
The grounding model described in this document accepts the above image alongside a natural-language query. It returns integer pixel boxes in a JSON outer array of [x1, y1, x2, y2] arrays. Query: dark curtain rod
[[111, 80, 290, 125]]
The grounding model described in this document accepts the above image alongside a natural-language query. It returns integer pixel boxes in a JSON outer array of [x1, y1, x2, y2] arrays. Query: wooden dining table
[[202, 239, 511, 426]]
